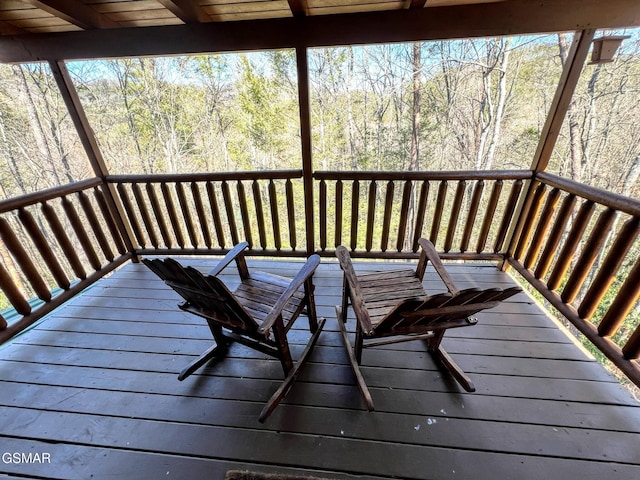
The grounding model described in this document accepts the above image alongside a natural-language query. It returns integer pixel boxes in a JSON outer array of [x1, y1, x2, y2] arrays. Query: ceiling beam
[[0, 20, 28, 36], [24, 0, 119, 30], [288, 1, 308, 17], [2, 0, 639, 63], [158, 0, 211, 24]]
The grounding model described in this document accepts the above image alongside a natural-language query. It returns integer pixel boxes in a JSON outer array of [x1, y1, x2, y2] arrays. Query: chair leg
[[259, 318, 327, 422], [178, 324, 229, 381], [431, 345, 476, 393], [336, 306, 375, 411], [272, 317, 294, 375], [178, 343, 227, 381], [304, 279, 319, 333]]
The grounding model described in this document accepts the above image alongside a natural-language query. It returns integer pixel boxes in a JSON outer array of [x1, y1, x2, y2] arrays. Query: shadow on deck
[[1, 259, 639, 479]]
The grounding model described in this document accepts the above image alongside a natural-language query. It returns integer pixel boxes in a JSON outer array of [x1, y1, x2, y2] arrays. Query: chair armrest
[[208, 242, 250, 278], [336, 246, 374, 335], [258, 254, 321, 335], [417, 238, 458, 294]]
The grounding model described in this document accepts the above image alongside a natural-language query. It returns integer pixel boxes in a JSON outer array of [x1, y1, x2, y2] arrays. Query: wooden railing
[[314, 170, 530, 259], [108, 170, 306, 257], [1, 168, 639, 390], [509, 172, 640, 385], [0, 178, 132, 341]]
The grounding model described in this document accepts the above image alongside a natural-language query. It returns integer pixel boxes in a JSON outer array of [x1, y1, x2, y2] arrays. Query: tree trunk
[[484, 39, 511, 170], [12, 65, 64, 186], [558, 33, 583, 182]]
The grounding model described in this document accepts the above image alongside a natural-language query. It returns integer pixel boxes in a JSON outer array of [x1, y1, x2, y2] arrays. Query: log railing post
[[296, 46, 315, 256], [502, 29, 595, 270]]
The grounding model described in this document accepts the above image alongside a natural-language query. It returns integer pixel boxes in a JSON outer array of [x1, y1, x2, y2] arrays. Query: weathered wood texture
[[1, 259, 639, 479], [0, 180, 131, 342], [509, 172, 640, 388], [2, 0, 640, 62]]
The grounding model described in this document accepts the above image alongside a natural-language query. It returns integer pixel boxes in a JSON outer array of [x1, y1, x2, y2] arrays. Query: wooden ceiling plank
[[24, 0, 119, 29], [157, 0, 211, 23], [1, 0, 639, 62], [309, 2, 400, 16]]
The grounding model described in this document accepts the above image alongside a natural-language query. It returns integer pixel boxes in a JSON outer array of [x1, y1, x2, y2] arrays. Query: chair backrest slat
[[377, 286, 519, 333]]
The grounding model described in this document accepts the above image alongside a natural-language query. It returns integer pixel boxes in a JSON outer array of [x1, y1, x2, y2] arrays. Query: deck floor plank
[[1, 259, 639, 479]]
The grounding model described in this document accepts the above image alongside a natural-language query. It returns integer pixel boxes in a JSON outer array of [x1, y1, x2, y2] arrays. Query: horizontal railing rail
[[509, 172, 640, 387], [0, 178, 131, 342]]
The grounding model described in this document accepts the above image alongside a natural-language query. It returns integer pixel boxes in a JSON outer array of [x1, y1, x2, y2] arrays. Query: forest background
[[0, 29, 639, 393]]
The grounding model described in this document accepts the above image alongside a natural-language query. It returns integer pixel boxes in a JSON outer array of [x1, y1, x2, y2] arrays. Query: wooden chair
[[335, 238, 521, 410], [143, 242, 326, 422]]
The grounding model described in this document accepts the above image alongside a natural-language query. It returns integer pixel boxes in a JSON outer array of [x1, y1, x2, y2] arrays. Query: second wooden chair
[[336, 238, 521, 410]]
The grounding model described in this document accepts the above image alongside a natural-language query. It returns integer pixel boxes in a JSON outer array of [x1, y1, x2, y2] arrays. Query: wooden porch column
[[502, 30, 595, 269], [49, 60, 138, 259], [296, 46, 315, 256]]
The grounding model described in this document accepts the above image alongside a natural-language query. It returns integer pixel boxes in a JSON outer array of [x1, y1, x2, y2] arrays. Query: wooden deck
[[1, 258, 639, 479]]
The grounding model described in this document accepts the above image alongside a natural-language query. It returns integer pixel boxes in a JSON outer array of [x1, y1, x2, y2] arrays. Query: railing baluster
[[93, 187, 126, 254], [285, 179, 296, 250], [78, 191, 115, 262], [476, 179, 502, 253], [147, 183, 172, 248], [430, 180, 447, 247], [461, 180, 483, 253], [61, 197, 102, 271], [622, 290, 640, 358], [514, 183, 547, 261], [580, 218, 640, 321], [176, 182, 199, 248], [350, 180, 359, 251], [412, 181, 429, 252], [547, 200, 596, 291], [251, 180, 267, 250], [600, 257, 640, 354], [534, 194, 576, 279], [444, 180, 465, 253], [116, 183, 144, 248], [365, 180, 377, 252], [41, 201, 86, 279], [268, 180, 281, 251], [561, 208, 617, 304], [191, 183, 212, 248], [0, 256, 32, 315], [335, 180, 343, 248], [381, 181, 394, 252], [207, 182, 226, 248], [524, 188, 561, 270], [623, 329, 640, 360], [237, 181, 253, 248], [0, 216, 51, 301], [494, 179, 523, 253], [319, 179, 327, 251], [161, 183, 185, 248], [396, 180, 412, 252], [18, 207, 70, 290], [131, 183, 158, 248]]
